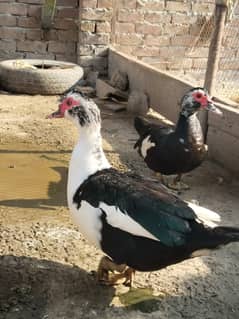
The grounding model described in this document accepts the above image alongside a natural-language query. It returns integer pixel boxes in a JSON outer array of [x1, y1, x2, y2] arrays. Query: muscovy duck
[[47, 92, 239, 286], [134, 87, 223, 190]]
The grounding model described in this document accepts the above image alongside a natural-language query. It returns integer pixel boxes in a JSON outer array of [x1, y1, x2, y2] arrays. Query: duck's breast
[[69, 199, 103, 248]]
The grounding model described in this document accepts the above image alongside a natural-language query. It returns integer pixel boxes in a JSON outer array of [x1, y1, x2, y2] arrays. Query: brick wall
[[0, 0, 79, 62], [0, 0, 238, 79], [78, 0, 239, 77], [112, 0, 239, 76], [77, 0, 113, 76]]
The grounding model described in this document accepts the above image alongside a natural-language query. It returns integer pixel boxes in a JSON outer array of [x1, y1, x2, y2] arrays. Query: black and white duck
[[47, 92, 239, 287], [134, 87, 223, 190]]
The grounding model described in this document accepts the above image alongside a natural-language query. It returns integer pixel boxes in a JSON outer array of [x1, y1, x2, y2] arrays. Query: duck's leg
[[155, 172, 167, 185], [97, 256, 135, 286], [102, 266, 135, 287], [97, 256, 126, 283], [123, 267, 136, 287], [167, 173, 190, 191]]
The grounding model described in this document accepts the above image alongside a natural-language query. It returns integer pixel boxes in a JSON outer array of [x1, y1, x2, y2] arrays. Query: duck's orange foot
[[167, 174, 190, 191], [167, 181, 190, 191], [97, 256, 135, 287]]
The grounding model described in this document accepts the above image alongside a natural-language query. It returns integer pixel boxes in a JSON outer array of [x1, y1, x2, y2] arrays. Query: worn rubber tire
[[0, 59, 84, 95]]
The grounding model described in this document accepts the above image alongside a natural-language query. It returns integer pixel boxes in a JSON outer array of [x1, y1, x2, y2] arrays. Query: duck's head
[[180, 87, 222, 117], [47, 91, 101, 130]]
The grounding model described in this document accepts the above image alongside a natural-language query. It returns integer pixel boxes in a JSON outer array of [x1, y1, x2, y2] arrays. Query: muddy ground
[[0, 92, 239, 319]]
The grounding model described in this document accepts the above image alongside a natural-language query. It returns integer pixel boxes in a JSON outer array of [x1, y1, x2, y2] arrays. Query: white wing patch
[[99, 202, 159, 242], [70, 200, 102, 248], [141, 135, 156, 158], [188, 202, 221, 228], [179, 138, 185, 144]]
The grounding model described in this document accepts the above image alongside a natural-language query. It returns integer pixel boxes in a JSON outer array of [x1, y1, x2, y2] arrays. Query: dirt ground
[[0, 92, 239, 319]]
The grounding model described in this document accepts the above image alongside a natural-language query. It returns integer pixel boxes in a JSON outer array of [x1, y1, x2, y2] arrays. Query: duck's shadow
[[0, 255, 115, 318], [1, 253, 239, 318]]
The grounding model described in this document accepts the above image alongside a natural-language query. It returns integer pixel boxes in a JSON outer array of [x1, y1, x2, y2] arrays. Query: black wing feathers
[[73, 168, 198, 247], [134, 116, 174, 149]]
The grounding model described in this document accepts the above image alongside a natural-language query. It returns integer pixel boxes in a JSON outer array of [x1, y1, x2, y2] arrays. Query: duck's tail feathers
[[213, 226, 239, 245], [134, 116, 151, 137], [191, 225, 239, 257]]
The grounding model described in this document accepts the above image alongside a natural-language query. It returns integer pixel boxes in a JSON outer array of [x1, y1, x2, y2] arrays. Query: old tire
[[0, 59, 84, 95]]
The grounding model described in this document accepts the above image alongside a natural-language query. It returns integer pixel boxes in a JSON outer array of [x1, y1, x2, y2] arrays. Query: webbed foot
[[97, 256, 135, 287], [167, 174, 190, 191]]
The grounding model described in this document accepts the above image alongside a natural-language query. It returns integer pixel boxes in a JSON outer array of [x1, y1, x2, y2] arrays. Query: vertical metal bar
[[200, 2, 227, 140]]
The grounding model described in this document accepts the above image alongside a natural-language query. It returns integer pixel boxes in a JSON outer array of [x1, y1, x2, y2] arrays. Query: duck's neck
[[175, 113, 203, 143], [67, 128, 111, 203]]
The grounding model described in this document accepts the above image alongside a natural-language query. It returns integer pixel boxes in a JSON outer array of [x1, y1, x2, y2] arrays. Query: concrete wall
[[109, 47, 191, 123], [109, 48, 239, 174], [208, 104, 239, 174]]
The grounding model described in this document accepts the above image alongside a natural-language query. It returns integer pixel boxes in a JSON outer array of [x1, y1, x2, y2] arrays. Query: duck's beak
[[46, 106, 63, 119], [206, 101, 223, 116]]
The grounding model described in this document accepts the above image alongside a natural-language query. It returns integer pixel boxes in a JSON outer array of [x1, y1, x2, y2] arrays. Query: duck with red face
[[47, 94, 80, 119], [134, 87, 223, 190], [45, 91, 239, 288]]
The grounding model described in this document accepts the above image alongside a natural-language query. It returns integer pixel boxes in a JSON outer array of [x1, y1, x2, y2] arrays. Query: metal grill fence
[[152, 1, 239, 103]]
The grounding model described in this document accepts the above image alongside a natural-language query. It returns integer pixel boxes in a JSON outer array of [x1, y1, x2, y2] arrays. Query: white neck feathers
[[67, 128, 111, 204]]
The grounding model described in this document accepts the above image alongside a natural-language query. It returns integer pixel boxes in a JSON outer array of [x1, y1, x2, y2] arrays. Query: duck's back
[[135, 115, 207, 175]]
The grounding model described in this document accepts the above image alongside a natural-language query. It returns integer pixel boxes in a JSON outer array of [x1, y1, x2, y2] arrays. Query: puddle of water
[[0, 144, 70, 208]]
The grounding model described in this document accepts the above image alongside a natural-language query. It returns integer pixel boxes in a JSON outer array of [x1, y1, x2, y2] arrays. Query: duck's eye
[[196, 93, 202, 99], [66, 99, 72, 106], [72, 106, 79, 113]]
